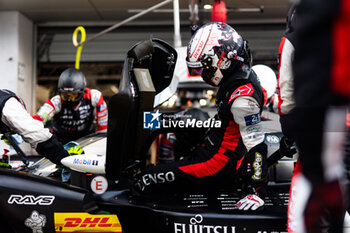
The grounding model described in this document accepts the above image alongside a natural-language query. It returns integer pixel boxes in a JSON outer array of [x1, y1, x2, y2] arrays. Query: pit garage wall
[[0, 11, 35, 114], [0, 11, 35, 155], [38, 25, 284, 63]]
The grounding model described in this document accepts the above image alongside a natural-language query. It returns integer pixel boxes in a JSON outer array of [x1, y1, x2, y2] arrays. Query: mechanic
[[0, 89, 69, 165], [134, 22, 268, 211], [274, 5, 300, 232], [276, 4, 297, 141], [33, 68, 108, 144], [292, 0, 350, 232]]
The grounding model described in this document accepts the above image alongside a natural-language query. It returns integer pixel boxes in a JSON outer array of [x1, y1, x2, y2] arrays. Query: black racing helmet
[[58, 68, 86, 102]]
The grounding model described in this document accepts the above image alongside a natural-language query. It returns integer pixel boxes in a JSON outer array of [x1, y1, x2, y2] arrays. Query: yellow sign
[[54, 212, 122, 233]]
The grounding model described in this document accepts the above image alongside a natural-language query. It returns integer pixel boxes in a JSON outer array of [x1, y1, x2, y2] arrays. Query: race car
[[0, 38, 297, 233]]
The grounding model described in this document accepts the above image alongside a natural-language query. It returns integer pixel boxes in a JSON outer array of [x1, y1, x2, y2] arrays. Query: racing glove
[[36, 135, 69, 165], [236, 194, 264, 211], [64, 141, 84, 155], [279, 136, 297, 158]]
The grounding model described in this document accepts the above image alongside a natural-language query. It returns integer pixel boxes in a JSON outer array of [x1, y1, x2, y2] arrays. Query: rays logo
[[143, 110, 161, 129], [8, 195, 55, 205]]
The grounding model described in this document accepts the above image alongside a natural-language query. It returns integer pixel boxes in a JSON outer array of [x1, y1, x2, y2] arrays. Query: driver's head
[[186, 22, 252, 86], [58, 68, 86, 102]]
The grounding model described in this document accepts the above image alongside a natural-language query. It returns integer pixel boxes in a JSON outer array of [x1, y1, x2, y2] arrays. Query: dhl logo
[[54, 213, 122, 233]]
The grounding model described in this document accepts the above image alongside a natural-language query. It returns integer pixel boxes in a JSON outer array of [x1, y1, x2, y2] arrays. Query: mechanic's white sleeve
[[35, 95, 61, 123], [278, 38, 295, 115], [91, 89, 102, 107], [231, 96, 264, 151], [2, 97, 52, 148]]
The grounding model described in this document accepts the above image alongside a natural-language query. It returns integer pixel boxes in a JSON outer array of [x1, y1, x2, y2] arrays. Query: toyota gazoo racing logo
[[54, 213, 121, 233], [143, 110, 221, 129], [8, 194, 55, 205], [174, 214, 236, 233]]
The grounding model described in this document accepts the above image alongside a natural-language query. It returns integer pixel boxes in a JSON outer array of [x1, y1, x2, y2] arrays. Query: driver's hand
[[236, 194, 264, 211]]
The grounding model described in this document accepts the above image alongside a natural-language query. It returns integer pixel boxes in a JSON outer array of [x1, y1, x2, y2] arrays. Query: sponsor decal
[[265, 135, 280, 144], [8, 195, 55, 205], [90, 176, 108, 194], [252, 152, 262, 180], [193, 40, 205, 60], [73, 158, 99, 166], [135, 171, 175, 191], [144, 111, 221, 130], [246, 125, 262, 134], [174, 214, 236, 233], [207, 31, 219, 46], [143, 110, 161, 129], [54, 213, 121, 233], [244, 113, 261, 126], [25, 210, 46, 233], [228, 84, 254, 103]]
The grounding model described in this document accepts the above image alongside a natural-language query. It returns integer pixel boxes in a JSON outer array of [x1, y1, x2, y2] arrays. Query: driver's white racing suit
[[0, 89, 69, 164]]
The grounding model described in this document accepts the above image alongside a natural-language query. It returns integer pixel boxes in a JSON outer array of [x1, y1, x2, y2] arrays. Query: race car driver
[[0, 89, 69, 165], [33, 68, 108, 144], [134, 22, 268, 211]]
